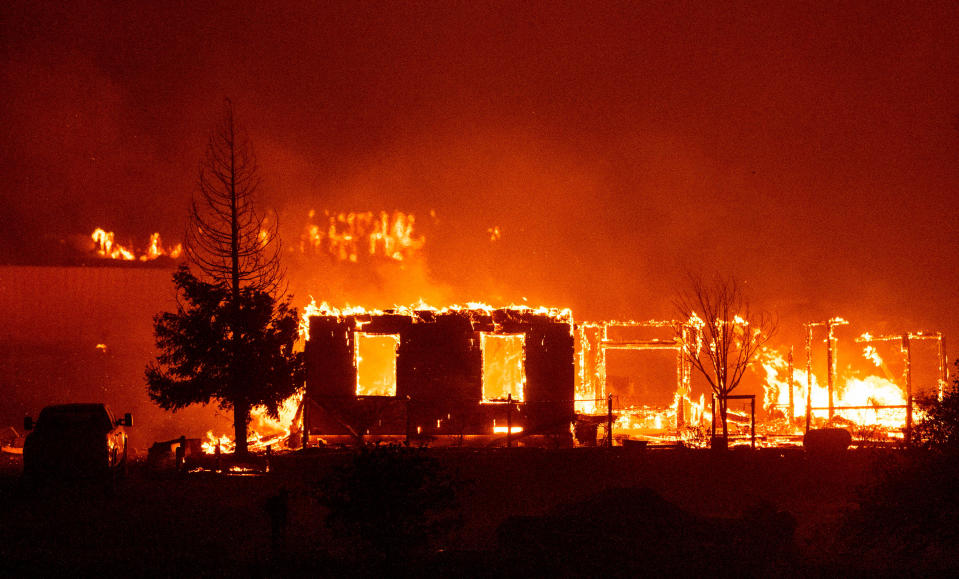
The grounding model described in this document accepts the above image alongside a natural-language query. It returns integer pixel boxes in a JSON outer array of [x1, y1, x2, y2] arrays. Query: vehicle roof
[[41, 403, 109, 411], [37, 404, 115, 427]]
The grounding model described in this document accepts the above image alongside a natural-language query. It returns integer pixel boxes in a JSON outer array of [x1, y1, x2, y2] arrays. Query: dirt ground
[[0, 447, 883, 576]]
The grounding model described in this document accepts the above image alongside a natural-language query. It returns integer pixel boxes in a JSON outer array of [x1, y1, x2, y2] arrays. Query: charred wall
[[304, 308, 574, 442], [396, 312, 484, 434], [523, 317, 576, 432]]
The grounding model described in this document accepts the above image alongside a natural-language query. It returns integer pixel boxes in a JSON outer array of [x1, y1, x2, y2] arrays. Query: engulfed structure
[[304, 307, 575, 445]]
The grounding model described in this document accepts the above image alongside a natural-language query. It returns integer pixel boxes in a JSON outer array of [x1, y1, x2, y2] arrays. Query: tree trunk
[[234, 397, 250, 456], [721, 396, 729, 445], [714, 395, 729, 450], [228, 107, 245, 458]]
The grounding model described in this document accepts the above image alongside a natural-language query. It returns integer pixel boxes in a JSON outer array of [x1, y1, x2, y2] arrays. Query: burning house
[[303, 305, 575, 445], [291, 299, 949, 450]]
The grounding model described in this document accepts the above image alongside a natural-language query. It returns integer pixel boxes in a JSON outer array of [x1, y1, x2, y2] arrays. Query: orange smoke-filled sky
[[2, 1, 958, 343]]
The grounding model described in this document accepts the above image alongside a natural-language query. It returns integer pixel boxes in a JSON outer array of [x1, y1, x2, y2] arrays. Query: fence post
[[606, 394, 614, 448], [805, 325, 813, 434], [175, 436, 186, 472], [302, 397, 309, 451], [787, 347, 794, 423], [711, 395, 716, 442], [506, 393, 513, 448], [406, 395, 412, 446], [902, 334, 912, 446]]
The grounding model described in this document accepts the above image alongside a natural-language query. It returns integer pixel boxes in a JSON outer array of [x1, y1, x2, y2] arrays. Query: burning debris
[[199, 390, 304, 455]]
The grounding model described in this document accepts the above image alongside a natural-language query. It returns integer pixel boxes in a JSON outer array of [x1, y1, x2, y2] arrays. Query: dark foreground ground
[[0, 447, 949, 577]]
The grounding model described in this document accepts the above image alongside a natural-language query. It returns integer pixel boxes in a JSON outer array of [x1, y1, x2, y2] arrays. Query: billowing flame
[[299, 210, 425, 262], [579, 314, 935, 447], [758, 346, 914, 434], [612, 392, 712, 443], [482, 333, 526, 402], [298, 297, 573, 341], [201, 432, 234, 454], [92, 229, 135, 260], [863, 344, 884, 367], [91, 228, 182, 261], [355, 333, 400, 396], [298, 298, 380, 340], [201, 389, 304, 454]]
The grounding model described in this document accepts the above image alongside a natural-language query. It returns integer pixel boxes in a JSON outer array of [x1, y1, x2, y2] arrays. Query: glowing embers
[[355, 333, 400, 396], [481, 333, 525, 402]]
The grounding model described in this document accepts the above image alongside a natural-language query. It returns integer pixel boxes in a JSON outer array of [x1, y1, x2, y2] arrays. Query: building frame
[[303, 307, 574, 445]]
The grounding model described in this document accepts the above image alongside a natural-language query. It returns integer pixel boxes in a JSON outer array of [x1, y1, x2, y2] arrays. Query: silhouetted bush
[[912, 360, 959, 452], [315, 444, 460, 563], [841, 362, 959, 571], [497, 486, 797, 576]]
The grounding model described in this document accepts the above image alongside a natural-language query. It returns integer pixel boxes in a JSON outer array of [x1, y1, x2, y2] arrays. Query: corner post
[[827, 321, 835, 419], [606, 394, 614, 448], [805, 325, 813, 434], [506, 393, 513, 448], [787, 347, 794, 422], [902, 334, 912, 445]]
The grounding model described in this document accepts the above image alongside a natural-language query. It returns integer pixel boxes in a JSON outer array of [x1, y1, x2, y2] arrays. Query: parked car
[[23, 403, 132, 484]]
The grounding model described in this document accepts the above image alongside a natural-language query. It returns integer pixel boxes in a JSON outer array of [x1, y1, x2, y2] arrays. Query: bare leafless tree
[[186, 98, 284, 455], [187, 98, 282, 296], [674, 275, 775, 449]]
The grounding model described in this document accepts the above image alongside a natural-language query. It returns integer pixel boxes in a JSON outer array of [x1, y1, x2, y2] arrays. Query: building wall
[[304, 309, 574, 442]]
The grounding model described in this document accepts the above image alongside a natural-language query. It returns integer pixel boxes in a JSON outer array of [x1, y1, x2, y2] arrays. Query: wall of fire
[[304, 309, 575, 441]]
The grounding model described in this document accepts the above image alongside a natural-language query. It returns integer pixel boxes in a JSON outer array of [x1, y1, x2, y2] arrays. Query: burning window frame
[[480, 332, 526, 403], [354, 332, 401, 397]]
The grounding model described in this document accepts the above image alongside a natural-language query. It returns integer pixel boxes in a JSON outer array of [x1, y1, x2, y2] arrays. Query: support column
[[787, 347, 794, 422], [676, 341, 685, 432], [606, 394, 613, 448], [902, 334, 912, 445], [805, 325, 813, 434], [301, 396, 309, 450], [506, 393, 513, 448], [827, 321, 836, 420], [711, 394, 717, 441], [938, 334, 947, 400]]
